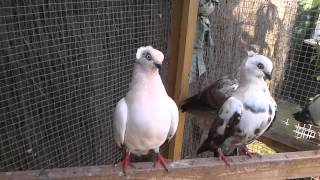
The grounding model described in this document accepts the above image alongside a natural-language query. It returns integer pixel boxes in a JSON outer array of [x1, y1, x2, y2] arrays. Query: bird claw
[[242, 146, 262, 158], [153, 153, 169, 172], [218, 148, 232, 167], [120, 152, 136, 175]]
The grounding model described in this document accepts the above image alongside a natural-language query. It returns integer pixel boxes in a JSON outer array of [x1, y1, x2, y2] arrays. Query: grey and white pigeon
[[293, 94, 320, 126], [113, 46, 179, 173], [195, 51, 277, 165]]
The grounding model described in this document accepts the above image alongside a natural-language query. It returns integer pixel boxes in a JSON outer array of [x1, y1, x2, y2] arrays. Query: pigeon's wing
[[266, 110, 277, 132], [266, 98, 278, 132], [197, 97, 243, 154], [309, 95, 320, 126], [199, 77, 238, 108], [181, 76, 238, 111], [167, 98, 179, 141], [180, 76, 238, 124], [113, 98, 128, 147]]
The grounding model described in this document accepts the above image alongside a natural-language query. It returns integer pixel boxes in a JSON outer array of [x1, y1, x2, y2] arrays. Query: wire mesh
[[279, 3, 320, 106], [182, 0, 320, 160], [0, 0, 172, 172]]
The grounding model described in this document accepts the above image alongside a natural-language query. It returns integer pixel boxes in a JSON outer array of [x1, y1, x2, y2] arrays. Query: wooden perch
[[1, 151, 319, 180]]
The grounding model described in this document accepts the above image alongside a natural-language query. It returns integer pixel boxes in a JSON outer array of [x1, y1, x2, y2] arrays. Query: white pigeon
[[113, 46, 179, 173], [294, 94, 320, 126], [196, 51, 277, 165]]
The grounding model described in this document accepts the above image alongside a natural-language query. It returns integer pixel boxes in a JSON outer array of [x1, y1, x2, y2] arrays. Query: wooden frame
[[1, 151, 319, 179], [166, 0, 199, 160]]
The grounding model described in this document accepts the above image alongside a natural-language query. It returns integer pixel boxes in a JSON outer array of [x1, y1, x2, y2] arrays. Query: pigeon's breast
[[124, 96, 172, 153], [234, 111, 271, 145], [224, 95, 276, 147]]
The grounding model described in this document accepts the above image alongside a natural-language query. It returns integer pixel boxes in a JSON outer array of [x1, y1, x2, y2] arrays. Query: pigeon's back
[[180, 76, 238, 124], [202, 76, 239, 108]]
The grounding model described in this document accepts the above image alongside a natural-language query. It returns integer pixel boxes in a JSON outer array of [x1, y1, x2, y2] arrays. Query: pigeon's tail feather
[[180, 95, 209, 112], [197, 138, 211, 154]]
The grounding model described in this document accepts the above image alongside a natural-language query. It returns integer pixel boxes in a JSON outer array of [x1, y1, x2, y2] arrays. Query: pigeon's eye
[[305, 113, 310, 118], [257, 63, 264, 69], [146, 53, 152, 61]]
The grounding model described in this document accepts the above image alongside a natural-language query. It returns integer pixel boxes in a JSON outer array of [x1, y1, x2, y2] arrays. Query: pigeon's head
[[242, 51, 273, 81], [136, 46, 164, 71], [293, 110, 313, 125]]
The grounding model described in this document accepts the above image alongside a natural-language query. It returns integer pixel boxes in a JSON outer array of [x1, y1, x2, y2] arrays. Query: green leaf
[[316, 75, 320, 81]]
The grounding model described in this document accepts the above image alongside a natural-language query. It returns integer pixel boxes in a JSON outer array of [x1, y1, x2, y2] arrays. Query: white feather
[[217, 97, 243, 135], [113, 98, 128, 147], [167, 98, 179, 140], [247, 50, 256, 57]]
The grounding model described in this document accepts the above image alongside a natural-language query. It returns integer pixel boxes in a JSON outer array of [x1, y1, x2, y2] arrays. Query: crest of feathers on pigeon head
[[136, 46, 164, 64], [245, 51, 273, 70]]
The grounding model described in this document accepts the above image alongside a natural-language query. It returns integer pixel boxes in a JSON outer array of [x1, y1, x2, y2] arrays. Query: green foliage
[[301, 0, 320, 10], [296, 0, 320, 81], [311, 43, 320, 80], [292, 1, 319, 45], [312, 0, 320, 8]]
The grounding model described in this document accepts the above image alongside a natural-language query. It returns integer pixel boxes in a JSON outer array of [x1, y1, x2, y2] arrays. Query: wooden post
[[167, 0, 199, 160]]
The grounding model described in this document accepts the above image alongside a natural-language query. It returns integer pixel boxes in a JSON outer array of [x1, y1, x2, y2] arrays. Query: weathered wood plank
[[1, 151, 319, 180]]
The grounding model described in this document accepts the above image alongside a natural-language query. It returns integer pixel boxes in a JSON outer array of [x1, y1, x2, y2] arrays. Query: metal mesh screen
[[0, 0, 172, 172], [278, 2, 320, 106], [182, 0, 320, 159]]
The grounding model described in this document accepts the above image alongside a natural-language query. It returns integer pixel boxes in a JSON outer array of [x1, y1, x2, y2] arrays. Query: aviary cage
[[0, 0, 319, 179]]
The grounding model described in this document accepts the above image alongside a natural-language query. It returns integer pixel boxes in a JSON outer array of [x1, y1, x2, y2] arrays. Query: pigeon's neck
[[129, 64, 166, 93], [239, 73, 267, 90]]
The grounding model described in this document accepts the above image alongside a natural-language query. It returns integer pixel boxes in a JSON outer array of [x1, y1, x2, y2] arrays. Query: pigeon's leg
[[241, 145, 262, 158], [218, 148, 231, 166], [153, 149, 169, 172], [120, 152, 136, 174]]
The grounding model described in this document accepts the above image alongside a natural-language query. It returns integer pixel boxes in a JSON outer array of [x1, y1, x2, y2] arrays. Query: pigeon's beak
[[264, 72, 272, 80], [154, 63, 162, 70]]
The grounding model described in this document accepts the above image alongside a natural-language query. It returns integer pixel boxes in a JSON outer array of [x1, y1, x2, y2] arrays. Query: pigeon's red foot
[[241, 146, 262, 158], [121, 152, 136, 174], [153, 153, 169, 172], [218, 148, 231, 166]]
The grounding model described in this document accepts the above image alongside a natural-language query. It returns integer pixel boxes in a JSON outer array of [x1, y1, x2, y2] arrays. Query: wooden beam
[[167, 0, 199, 160], [163, 0, 183, 158], [1, 151, 320, 180], [166, 0, 183, 97]]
